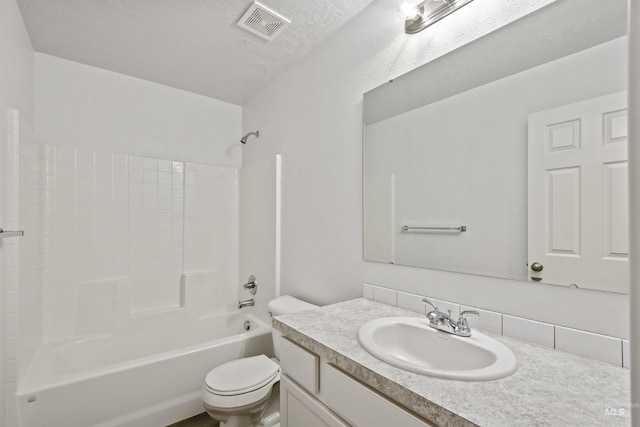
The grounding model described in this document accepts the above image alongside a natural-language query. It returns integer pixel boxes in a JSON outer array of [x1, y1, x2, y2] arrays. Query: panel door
[[280, 375, 349, 427], [528, 91, 628, 292]]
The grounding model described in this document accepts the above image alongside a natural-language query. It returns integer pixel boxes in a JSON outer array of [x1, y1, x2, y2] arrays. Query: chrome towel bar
[[0, 228, 24, 238], [401, 225, 466, 232]]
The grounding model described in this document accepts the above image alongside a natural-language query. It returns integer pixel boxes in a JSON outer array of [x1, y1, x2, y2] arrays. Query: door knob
[[530, 262, 544, 272]]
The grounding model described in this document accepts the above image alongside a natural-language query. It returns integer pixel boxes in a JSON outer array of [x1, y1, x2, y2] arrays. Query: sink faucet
[[422, 298, 479, 337], [238, 298, 255, 309]]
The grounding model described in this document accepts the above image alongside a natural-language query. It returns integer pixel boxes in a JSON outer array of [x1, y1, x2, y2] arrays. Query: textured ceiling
[[18, 0, 374, 105]]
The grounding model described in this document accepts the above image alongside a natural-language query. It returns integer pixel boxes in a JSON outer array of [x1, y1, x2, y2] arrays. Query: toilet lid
[[205, 355, 280, 396]]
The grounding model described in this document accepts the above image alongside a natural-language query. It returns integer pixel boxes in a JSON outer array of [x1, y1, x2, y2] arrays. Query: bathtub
[[17, 308, 273, 427]]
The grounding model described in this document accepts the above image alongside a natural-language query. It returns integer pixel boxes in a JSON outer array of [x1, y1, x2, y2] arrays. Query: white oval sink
[[357, 317, 517, 381]]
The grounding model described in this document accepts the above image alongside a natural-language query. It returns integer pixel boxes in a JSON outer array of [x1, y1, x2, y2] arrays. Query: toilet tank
[[268, 295, 318, 359]]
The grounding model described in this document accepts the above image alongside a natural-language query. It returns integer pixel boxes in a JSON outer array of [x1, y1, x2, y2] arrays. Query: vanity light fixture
[[404, 0, 474, 34]]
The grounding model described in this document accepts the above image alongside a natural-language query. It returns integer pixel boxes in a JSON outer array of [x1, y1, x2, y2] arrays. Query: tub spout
[[238, 299, 255, 309]]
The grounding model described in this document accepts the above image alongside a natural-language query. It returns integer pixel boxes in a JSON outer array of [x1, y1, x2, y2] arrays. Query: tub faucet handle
[[243, 275, 257, 295]]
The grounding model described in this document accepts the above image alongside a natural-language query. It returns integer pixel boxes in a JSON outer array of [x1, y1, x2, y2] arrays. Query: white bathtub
[[17, 308, 273, 427]]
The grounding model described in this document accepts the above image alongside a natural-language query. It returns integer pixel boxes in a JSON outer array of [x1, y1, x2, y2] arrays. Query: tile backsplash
[[363, 283, 629, 367], [503, 315, 555, 348], [554, 326, 622, 366]]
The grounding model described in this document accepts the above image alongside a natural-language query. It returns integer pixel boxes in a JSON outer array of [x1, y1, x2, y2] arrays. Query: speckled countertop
[[273, 298, 630, 427]]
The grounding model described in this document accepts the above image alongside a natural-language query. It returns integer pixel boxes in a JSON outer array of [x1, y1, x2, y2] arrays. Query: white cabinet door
[[528, 91, 628, 292], [280, 375, 349, 427], [280, 337, 319, 394]]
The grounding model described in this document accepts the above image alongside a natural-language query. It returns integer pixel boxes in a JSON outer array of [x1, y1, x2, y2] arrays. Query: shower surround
[[7, 130, 281, 425], [37, 143, 240, 341]]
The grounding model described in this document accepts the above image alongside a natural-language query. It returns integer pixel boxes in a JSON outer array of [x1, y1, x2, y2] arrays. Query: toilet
[[202, 296, 317, 427]]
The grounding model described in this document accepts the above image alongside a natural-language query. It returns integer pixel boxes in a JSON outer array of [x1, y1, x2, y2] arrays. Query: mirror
[[363, 0, 629, 293]]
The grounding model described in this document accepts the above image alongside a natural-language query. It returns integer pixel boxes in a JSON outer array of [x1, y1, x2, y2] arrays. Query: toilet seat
[[203, 355, 280, 409]]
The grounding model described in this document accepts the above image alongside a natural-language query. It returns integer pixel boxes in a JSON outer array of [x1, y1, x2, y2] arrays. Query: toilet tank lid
[[268, 295, 318, 316]]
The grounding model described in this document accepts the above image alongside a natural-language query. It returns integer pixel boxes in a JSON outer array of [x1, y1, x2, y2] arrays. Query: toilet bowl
[[202, 296, 317, 427], [202, 355, 280, 427]]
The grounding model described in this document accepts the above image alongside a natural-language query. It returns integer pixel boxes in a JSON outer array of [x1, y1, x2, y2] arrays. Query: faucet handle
[[459, 310, 480, 318], [456, 310, 480, 332], [243, 275, 257, 295], [422, 298, 439, 326], [422, 298, 438, 313]]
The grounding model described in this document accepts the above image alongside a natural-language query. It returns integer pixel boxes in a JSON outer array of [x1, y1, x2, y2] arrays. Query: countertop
[[273, 298, 631, 427]]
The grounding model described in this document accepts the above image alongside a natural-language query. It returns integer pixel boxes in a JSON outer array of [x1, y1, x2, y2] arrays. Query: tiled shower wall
[[127, 156, 184, 312], [34, 144, 239, 341], [4, 110, 42, 424], [184, 163, 239, 310], [41, 147, 128, 337], [3, 118, 244, 422]]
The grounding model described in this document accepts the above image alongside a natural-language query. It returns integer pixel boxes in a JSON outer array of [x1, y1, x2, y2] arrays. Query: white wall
[[0, 1, 34, 425], [365, 38, 626, 281], [242, 0, 629, 338], [35, 54, 243, 167], [628, 0, 640, 420]]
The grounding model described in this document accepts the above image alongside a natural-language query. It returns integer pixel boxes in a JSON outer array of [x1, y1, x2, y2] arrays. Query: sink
[[357, 317, 517, 381]]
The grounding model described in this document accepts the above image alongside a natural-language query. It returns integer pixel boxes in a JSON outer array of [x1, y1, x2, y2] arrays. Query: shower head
[[240, 131, 260, 144]]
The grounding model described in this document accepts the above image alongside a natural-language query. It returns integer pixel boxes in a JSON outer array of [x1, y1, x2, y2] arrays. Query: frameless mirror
[[363, 0, 629, 293]]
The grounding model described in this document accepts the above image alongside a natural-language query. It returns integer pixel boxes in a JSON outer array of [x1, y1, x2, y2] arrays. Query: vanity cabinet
[[279, 337, 435, 427], [280, 375, 348, 427]]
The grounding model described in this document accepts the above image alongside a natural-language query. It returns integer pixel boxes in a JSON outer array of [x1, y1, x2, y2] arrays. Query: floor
[[167, 413, 218, 427]]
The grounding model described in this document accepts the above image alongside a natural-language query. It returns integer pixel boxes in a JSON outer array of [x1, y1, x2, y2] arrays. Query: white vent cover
[[237, 1, 291, 41]]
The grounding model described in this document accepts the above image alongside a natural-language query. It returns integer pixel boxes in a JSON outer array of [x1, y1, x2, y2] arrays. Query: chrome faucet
[[238, 299, 255, 309], [422, 298, 479, 337]]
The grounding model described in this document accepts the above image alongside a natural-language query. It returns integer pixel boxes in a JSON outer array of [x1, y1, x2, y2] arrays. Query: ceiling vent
[[237, 2, 291, 41]]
